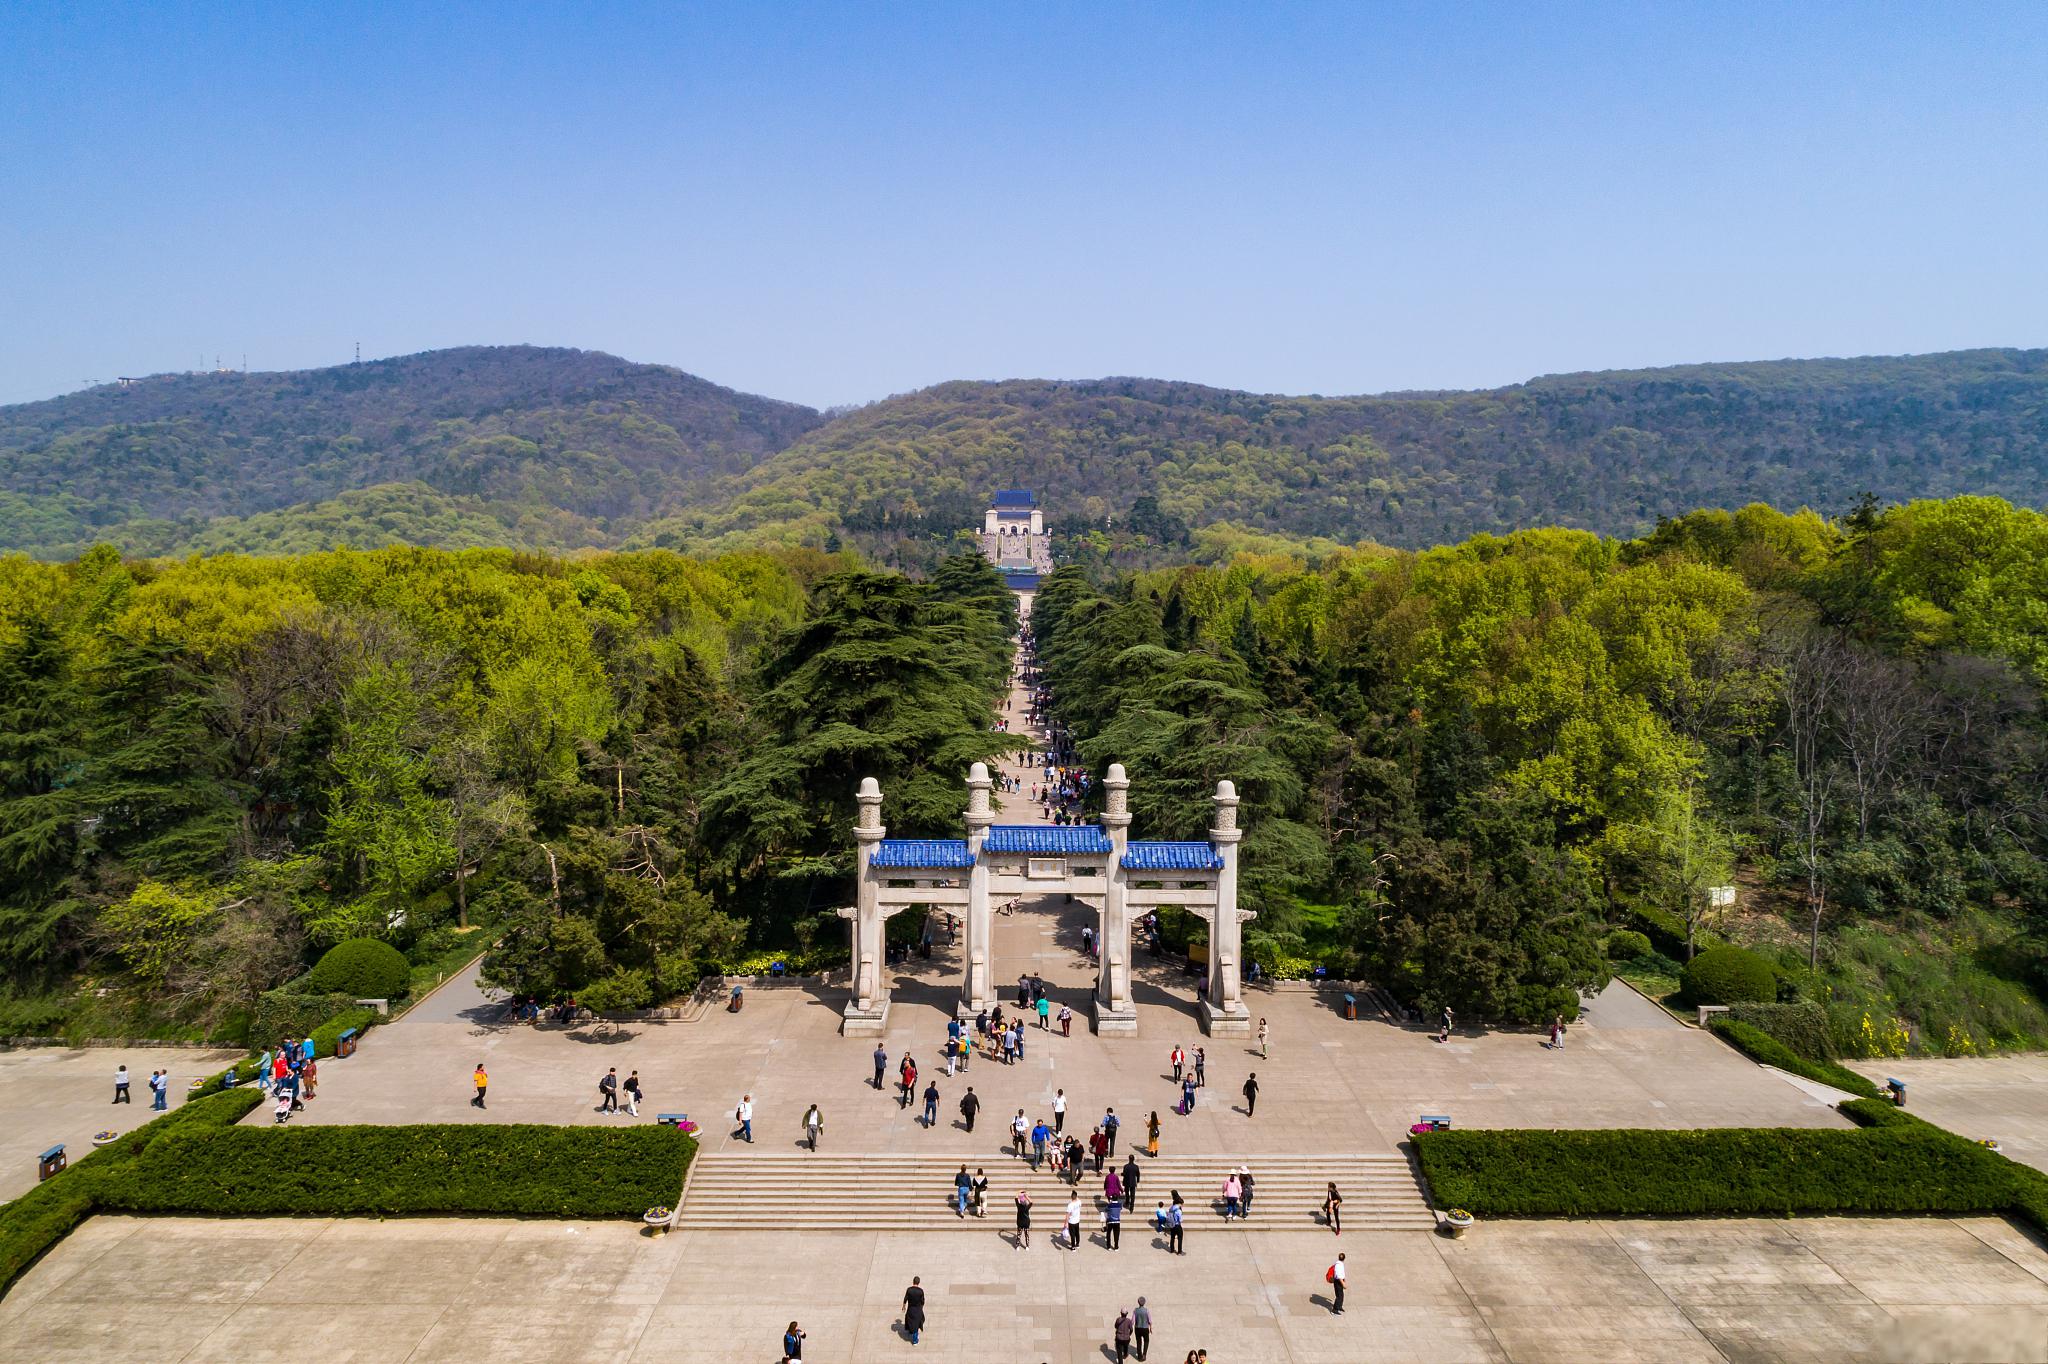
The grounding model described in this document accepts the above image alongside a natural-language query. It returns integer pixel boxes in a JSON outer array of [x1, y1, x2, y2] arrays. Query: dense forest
[[1028, 494, 2048, 1052], [3, 494, 2044, 1063], [4, 345, 2043, 562], [0, 542, 1016, 1038]]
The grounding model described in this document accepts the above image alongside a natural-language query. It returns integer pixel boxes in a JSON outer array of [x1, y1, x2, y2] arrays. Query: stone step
[[678, 1151, 1436, 1231]]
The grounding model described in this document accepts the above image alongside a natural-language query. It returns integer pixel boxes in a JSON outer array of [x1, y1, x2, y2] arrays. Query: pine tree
[[0, 618, 90, 978]]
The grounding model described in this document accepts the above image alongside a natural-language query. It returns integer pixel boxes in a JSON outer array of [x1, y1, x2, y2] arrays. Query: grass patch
[[1706, 1018, 1884, 1099]]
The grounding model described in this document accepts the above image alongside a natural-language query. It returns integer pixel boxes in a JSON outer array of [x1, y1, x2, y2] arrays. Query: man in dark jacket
[[1120, 1154, 1141, 1210], [959, 1086, 980, 1132]]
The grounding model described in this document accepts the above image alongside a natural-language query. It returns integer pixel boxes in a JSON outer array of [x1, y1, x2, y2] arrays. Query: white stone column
[[840, 777, 891, 1035], [1201, 779, 1253, 1037], [1094, 762, 1139, 1033], [959, 761, 996, 1017]]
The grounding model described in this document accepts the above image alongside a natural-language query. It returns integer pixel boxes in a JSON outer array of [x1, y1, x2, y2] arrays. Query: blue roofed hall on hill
[[992, 489, 1036, 507]]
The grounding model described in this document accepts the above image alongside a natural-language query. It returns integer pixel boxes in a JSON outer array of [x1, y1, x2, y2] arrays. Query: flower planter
[[1442, 1210, 1474, 1239]]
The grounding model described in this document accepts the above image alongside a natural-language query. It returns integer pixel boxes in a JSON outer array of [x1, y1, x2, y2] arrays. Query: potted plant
[[643, 1205, 674, 1235], [1441, 1208, 1474, 1238]]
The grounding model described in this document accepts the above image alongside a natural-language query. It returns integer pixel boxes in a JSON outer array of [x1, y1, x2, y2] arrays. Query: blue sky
[[2, 3, 2043, 408]]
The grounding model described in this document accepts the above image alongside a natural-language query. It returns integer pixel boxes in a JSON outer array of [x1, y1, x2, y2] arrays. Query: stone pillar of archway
[[1201, 779, 1253, 1037], [839, 777, 891, 1035], [958, 762, 996, 1017], [1093, 763, 1138, 1033]]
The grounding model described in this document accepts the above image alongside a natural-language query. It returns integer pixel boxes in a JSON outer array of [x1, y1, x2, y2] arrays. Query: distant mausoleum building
[[980, 488, 1051, 590]]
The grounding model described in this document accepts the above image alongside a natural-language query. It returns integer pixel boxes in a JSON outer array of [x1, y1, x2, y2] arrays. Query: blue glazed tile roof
[[1122, 841, 1224, 871], [992, 488, 1037, 507], [871, 839, 974, 869], [984, 824, 1112, 854]]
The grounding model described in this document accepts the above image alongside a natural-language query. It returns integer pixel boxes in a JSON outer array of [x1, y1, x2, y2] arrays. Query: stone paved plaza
[[8, 1212, 2048, 1362], [0, 1043, 241, 1203], [1848, 1055, 2048, 1176]]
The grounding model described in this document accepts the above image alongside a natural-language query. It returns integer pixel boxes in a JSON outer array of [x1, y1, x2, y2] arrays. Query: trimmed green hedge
[[194, 1006, 381, 1096], [1414, 1123, 2015, 1220], [0, 1089, 262, 1295], [4, 1103, 693, 1300], [110, 1124, 693, 1219], [1708, 1017, 1884, 1099], [252, 990, 361, 1043], [1727, 1000, 1836, 1061], [306, 938, 411, 1000], [1680, 944, 1777, 1005]]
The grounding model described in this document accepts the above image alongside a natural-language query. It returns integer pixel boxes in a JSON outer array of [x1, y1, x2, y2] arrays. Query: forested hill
[[3, 345, 2044, 559], [0, 346, 824, 557], [687, 349, 2048, 551]]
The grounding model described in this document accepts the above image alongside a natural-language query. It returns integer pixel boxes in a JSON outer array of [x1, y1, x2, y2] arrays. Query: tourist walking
[[922, 1080, 940, 1128], [1323, 1181, 1343, 1235], [624, 1070, 641, 1115], [1064, 1193, 1083, 1251], [1058, 1003, 1072, 1036], [1105, 1167, 1123, 1209], [1031, 1118, 1051, 1169], [1053, 1088, 1067, 1133], [1121, 1154, 1141, 1209], [960, 1086, 979, 1132], [1327, 1251, 1347, 1313], [1089, 1127, 1109, 1172], [1179, 1076, 1196, 1114], [1222, 1171, 1242, 1220], [873, 1044, 888, 1089], [472, 1062, 488, 1108], [1193, 1047, 1206, 1087], [899, 1057, 917, 1109], [1114, 1307, 1134, 1359], [1242, 1072, 1259, 1118], [1170, 1044, 1184, 1082], [954, 1164, 972, 1217], [1012, 1110, 1029, 1157], [902, 1276, 926, 1344], [971, 1168, 989, 1217], [113, 1064, 130, 1104], [1166, 1194, 1185, 1254], [149, 1068, 168, 1110], [1438, 1005, 1454, 1043], [1146, 1111, 1161, 1157], [735, 1093, 754, 1142], [1133, 1297, 1152, 1359], [1238, 1165, 1256, 1218], [599, 1067, 619, 1113], [804, 1103, 823, 1151], [783, 1322, 805, 1359], [1104, 1196, 1123, 1249], [1014, 1189, 1033, 1248], [1258, 1017, 1269, 1059], [1103, 1107, 1120, 1155], [1549, 1014, 1566, 1050]]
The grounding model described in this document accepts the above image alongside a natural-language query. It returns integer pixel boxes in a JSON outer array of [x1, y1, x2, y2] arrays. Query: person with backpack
[[1102, 1108, 1121, 1155], [1326, 1251, 1347, 1313], [598, 1067, 619, 1113], [734, 1093, 753, 1142]]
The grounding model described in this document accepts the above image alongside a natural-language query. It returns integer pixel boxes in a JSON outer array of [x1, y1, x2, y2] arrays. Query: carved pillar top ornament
[[1209, 778, 1241, 842], [965, 762, 994, 829], [1102, 762, 1131, 828], [856, 776, 886, 840]]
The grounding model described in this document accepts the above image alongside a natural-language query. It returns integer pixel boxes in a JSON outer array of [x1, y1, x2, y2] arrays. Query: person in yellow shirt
[[472, 1063, 488, 1109]]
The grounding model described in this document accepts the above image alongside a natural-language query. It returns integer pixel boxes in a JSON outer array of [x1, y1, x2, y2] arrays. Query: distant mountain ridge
[[2, 344, 2043, 559]]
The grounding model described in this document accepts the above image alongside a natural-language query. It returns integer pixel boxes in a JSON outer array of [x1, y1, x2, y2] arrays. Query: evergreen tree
[[0, 618, 90, 978]]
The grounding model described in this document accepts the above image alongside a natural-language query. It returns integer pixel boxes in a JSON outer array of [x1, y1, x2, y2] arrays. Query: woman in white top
[[1064, 1195, 1083, 1250]]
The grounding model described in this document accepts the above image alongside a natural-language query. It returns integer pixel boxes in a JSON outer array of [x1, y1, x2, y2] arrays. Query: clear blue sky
[[2, 3, 2044, 408]]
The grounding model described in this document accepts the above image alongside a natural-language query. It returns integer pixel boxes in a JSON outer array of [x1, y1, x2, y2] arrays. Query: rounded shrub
[[1681, 944, 1777, 1005], [1604, 930, 1652, 962], [305, 938, 410, 1001]]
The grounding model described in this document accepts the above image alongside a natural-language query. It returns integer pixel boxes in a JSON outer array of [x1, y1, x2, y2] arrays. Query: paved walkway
[[9, 1213, 2048, 1362], [0, 1044, 241, 1203], [1848, 1054, 2048, 1175]]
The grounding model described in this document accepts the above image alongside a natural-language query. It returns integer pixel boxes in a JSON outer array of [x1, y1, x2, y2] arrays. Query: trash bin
[[1343, 992, 1357, 1021], [1887, 1077, 1907, 1108], [336, 1027, 358, 1058], [37, 1145, 66, 1181]]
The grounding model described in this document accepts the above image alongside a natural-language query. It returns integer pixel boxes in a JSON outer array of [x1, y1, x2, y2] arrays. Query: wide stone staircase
[[679, 1150, 1437, 1232]]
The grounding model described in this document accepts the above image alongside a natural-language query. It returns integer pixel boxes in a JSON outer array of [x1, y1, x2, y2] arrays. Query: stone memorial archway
[[839, 762, 1252, 1038]]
